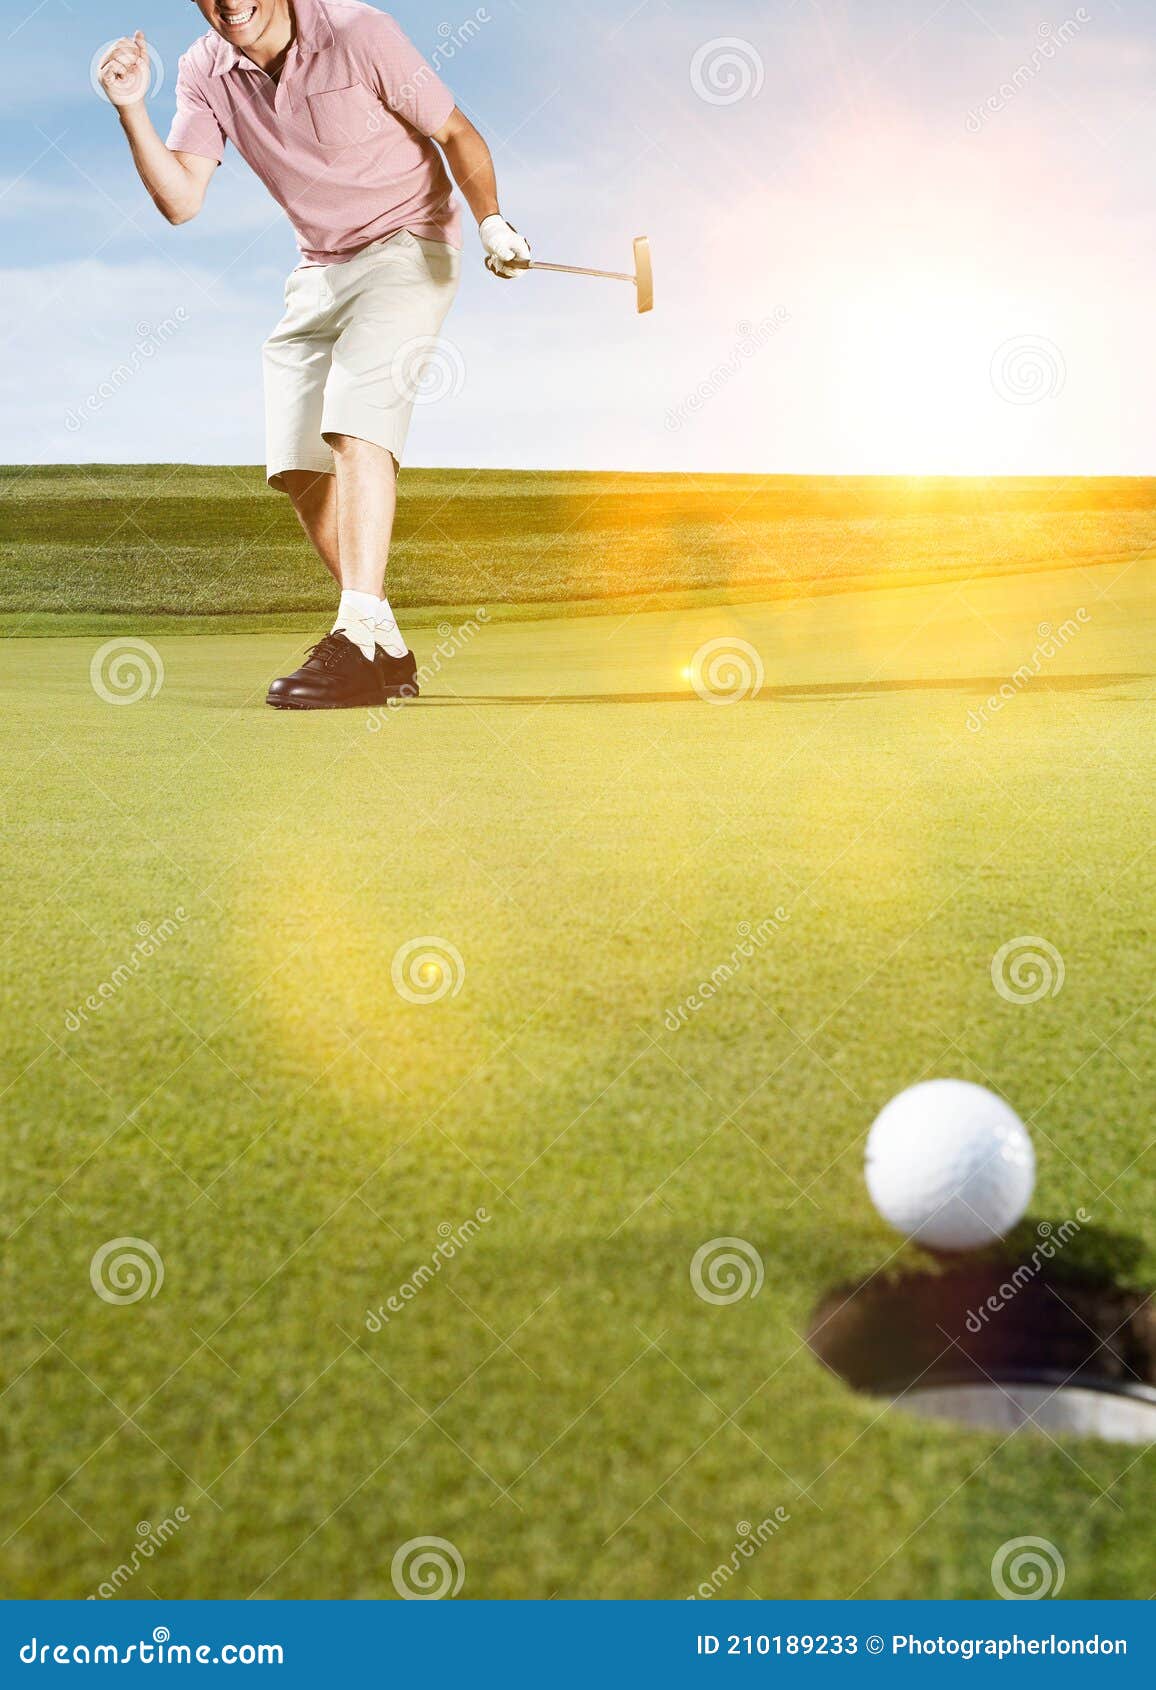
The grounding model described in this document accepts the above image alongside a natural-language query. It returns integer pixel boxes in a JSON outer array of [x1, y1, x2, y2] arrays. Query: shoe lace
[[304, 632, 354, 670]]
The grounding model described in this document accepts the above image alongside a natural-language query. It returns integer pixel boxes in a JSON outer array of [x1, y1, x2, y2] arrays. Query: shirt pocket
[[305, 85, 383, 148]]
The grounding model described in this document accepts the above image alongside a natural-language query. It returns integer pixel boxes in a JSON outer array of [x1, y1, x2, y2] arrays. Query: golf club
[[512, 235, 653, 313]]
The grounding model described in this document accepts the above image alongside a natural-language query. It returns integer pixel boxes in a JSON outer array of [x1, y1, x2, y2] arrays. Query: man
[[99, 1, 529, 709]]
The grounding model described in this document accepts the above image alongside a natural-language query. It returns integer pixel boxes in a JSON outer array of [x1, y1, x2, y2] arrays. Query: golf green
[[1, 520, 1153, 1597]]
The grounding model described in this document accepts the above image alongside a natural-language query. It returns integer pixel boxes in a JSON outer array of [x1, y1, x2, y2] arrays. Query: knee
[[326, 433, 359, 454], [277, 468, 333, 505], [326, 433, 396, 472]]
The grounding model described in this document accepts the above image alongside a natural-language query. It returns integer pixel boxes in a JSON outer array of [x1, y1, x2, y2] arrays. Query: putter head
[[633, 236, 653, 314]]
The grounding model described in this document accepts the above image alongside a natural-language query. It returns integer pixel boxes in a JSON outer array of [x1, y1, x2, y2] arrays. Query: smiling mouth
[[218, 5, 258, 26]]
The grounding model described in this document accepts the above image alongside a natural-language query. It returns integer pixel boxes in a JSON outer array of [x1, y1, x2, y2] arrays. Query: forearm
[[440, 127, 500, 226], [117, 104, 204, 224]]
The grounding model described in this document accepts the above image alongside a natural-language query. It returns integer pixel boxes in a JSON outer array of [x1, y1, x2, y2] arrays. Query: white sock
[[332, 590, 379, 660], [374, 596, 409, 659]]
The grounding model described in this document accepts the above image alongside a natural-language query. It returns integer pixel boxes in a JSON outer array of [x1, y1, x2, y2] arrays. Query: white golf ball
[[864, 1079, 1035, 1251]]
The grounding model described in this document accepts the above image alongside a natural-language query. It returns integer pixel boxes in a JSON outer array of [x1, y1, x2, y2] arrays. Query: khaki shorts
[[263, 230, 461, 490]]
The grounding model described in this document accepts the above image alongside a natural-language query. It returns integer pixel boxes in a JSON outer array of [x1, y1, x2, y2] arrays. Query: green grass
[[1, 472, 1154, 1600], [3, 465, 1155, 626]]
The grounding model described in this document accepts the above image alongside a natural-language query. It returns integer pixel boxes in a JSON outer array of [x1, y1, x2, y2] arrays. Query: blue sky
[[2, 0, 1153, 472]]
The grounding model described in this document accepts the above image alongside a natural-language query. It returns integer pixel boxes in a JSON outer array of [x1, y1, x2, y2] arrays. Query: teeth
[[220, 6, 256, 22]]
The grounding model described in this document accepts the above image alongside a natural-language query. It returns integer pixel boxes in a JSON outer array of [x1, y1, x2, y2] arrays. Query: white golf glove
[[479, 213, 531, 279]]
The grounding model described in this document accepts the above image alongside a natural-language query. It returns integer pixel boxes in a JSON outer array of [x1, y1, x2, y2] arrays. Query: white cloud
[[1, 259, 270, 464]]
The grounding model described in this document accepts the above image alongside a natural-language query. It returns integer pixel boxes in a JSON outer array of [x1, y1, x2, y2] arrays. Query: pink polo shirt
[[167, 0, 461, 263]]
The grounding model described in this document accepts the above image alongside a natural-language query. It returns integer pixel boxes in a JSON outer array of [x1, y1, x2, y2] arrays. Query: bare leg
[[278, 469, 341, 584], [326, 434, 398, 596], [265, 446, 415, 706]]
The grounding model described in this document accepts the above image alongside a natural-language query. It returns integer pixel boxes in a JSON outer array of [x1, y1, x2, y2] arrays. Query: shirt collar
[[208, 0, 334, 77]]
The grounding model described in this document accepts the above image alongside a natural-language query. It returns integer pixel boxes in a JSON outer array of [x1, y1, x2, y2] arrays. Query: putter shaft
[[515, 260, 634, 284]]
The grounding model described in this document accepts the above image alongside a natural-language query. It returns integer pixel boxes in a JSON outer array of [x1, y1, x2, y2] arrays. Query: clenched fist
[[98, 31, 152, 109], [479, 214, 531, 280]]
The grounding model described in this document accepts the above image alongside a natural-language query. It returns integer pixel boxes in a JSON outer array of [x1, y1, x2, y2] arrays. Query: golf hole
[[807, 1267, 1156, 1446]]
